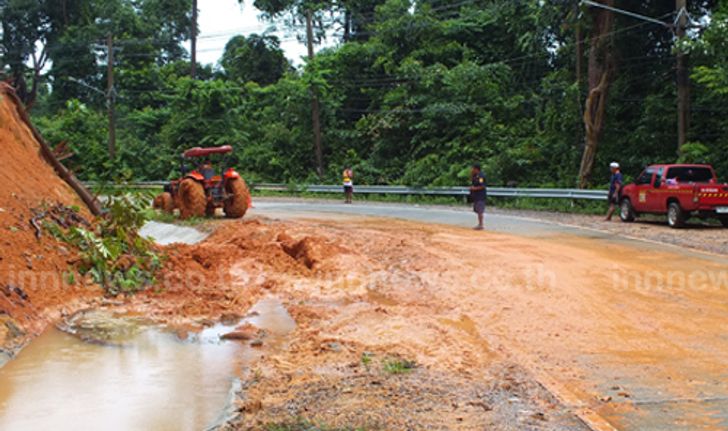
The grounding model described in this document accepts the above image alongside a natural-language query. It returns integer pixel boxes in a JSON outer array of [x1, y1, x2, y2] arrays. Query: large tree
[[220, 34, 290, 85]]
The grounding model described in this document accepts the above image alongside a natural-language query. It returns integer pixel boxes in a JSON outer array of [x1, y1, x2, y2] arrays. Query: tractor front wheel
[[178, 179, 206, 219], [153, 192, 175, 214], [224, 178, 250, 219]]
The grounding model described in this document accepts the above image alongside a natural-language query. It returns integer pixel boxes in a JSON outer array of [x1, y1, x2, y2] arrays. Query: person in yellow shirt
[[343, 167, 354, 204]]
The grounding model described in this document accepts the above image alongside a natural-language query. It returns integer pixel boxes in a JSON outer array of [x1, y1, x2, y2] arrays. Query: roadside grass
[[265, 419, 366, 431], [382, 358, 417, 375]]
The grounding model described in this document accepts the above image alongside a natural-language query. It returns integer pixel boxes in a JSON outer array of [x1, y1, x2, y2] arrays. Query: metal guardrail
[[85, 182, 608, 201]]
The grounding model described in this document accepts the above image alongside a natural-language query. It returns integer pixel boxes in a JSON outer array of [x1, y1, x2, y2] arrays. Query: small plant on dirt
[[383, 358, 417, 375], [45, 193, 163, 296], [361, 352, 373, 368]]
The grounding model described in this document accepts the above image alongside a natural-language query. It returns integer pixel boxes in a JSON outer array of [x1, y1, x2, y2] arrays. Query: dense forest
[[2, 0, 727, 188]]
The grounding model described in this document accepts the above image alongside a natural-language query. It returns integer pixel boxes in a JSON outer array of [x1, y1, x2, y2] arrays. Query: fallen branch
[[30, 203, 91, 239]]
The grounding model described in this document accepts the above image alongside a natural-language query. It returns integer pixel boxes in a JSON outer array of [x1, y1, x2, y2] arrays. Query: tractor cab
[[182, 145, 236, 182], [153, 145, 250, 219]]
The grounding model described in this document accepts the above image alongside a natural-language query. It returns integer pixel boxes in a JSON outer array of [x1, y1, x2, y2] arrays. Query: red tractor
[[153, 145, 250, 219]]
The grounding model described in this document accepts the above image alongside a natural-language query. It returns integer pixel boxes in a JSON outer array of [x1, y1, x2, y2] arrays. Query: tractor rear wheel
[[178, 179, 206, 219], [224, 178, 250, 219], [153, 192, 175, 214]]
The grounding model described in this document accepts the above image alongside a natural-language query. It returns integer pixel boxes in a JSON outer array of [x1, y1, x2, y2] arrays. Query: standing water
[[0, 298, 295, 431]]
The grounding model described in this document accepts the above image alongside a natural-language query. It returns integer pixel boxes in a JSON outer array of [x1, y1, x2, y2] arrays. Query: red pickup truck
[[619, 164, 728, 228]]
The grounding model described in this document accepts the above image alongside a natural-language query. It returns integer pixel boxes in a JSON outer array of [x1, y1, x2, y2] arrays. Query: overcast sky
[[196, 0, 326, 67]]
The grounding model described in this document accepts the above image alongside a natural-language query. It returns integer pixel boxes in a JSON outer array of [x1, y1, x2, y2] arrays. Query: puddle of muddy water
[[0, 298, 296, 431], [247, 297, 297, 336], [0, 326, 241, 431]]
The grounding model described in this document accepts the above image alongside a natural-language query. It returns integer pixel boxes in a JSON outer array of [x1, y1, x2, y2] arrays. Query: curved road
[[250, 199, 728, 431], [252, 199, 727, 263]]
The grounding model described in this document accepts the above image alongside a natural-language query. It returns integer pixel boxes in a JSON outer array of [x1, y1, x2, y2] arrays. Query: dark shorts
[[608, 193, 619, 204], [344, 186, 353, 193], [473, 200, 486, 214]]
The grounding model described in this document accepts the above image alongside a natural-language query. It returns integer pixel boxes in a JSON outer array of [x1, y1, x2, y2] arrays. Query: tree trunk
[[578, 0, 615, 189], [1, 83, 102, 216]]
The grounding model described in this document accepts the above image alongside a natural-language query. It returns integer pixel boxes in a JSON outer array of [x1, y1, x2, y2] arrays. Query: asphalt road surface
[[252, 199, 727, 263], [250, 199, 728, 431]]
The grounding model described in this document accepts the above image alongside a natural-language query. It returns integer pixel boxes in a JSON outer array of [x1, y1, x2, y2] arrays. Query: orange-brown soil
[[112, 213, 725, 431], [116, 217, 591, 430], [0, 88, 99, 351]]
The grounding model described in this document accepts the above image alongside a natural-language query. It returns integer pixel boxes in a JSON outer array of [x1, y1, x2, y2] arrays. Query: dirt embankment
[[0, 88, 100, 355]]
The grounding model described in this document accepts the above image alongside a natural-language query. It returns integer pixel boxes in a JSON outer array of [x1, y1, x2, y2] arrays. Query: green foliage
[[20, 0, 728, 190], [677, 142, 710, 164], [360, 351, 373, 367], [221, 34, 291, 85], [382, 358, 416, 374], [48, 193, 162, 296], [34, 100, 110, 179]]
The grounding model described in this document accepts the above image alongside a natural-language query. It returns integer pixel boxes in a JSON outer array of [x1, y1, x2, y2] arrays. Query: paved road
[[250, 199, 728, 430], [251, 199, 727, 263]]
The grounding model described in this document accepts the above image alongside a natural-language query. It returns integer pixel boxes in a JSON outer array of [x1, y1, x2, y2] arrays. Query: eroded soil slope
[[0, 88, 98, 353]]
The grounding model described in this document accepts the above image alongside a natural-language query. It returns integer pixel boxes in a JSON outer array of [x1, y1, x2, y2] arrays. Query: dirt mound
[[0, 86, 99, 350], [145, 220, 356, 321]]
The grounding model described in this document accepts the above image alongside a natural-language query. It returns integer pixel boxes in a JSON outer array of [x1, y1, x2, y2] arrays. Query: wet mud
[[2, 213, 726, 430]]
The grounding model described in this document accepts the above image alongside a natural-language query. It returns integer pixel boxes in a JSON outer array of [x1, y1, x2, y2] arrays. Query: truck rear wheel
[[667, 202, 686, 228], [720, 217, 728, 228], [619, 199, 635, 222], [178, 179, 206, 219], [224, 178, 250, 219]]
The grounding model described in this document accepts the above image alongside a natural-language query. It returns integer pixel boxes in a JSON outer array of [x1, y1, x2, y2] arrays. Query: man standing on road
[[605, 162, 623, 221], [343, 167, 354, 204], [470, 163, 487, 230]]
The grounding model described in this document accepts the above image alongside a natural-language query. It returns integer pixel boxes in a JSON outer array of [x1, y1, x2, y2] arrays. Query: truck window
[[666, 167, 714, 183], [636, 168, 655, 185]]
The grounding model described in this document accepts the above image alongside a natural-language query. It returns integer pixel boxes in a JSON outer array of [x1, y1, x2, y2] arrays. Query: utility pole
[[675, 0, 689, 154], [106, 33, 116, 160], [306, 10, 324, 179], [191, 0, 198, 79]]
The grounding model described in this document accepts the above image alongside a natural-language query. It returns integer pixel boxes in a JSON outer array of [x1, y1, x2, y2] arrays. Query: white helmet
[[609, 162, 620, 169]]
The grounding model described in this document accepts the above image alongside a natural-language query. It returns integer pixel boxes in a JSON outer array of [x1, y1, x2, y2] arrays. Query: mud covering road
[[252, 198, 728, 256], [122, 198, 725, 431], [4, 195, 726, 430]]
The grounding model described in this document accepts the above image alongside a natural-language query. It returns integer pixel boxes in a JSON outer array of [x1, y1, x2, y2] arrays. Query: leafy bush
[[47, 192, 162, 296]]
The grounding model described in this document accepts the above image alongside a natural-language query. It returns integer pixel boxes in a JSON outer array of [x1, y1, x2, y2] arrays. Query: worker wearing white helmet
[[605, 162, 623, 221]]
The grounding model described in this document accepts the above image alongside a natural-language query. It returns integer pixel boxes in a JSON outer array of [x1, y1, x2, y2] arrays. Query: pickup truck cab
[[620, 164, 728, 228]]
